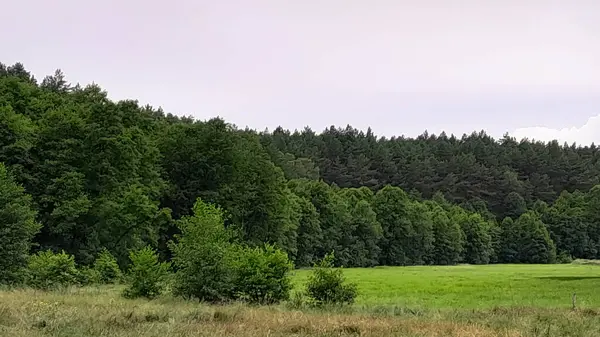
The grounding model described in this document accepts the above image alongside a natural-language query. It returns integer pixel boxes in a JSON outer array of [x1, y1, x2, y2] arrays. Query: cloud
[[510, 114, 600, 145]]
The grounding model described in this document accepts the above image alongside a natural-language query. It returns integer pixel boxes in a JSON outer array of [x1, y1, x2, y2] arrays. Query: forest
[[2, 62, 600, 274]]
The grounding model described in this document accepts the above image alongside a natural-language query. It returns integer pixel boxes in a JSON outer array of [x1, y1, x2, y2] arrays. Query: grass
[[292, 264, 600, 309], [1, 264, 600, 336]]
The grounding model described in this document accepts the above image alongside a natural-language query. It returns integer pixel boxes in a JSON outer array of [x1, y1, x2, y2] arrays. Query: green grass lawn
[[292, 264, 600, 309]]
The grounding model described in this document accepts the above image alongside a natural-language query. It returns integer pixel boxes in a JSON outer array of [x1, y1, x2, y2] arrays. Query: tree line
[[1, 62, 598, 281]]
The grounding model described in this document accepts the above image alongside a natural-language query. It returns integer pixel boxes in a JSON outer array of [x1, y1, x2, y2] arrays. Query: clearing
[[292, 263, 600, 309]]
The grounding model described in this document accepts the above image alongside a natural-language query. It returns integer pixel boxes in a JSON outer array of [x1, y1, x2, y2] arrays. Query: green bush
[[170, 199, 295, 304], [170, 199, 238, 302], [122, 246, 170, 299], [305, 252, 358, 306], [77, 266, 101, 285], [232, 244, 294, 304], [556, 251, 574, 264], [93, 249, 122, 284], [286, 290, 308, 309], [27, 250, 80, 289]]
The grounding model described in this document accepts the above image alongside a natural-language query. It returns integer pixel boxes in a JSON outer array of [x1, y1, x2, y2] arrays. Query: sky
[[2, 0, 600, 144]]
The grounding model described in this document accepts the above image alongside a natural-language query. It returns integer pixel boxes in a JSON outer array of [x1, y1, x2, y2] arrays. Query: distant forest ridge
[[1, 62, 599, 270]]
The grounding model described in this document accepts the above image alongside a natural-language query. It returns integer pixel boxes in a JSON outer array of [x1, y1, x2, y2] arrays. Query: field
[[2, 264, 600, 337], [292, 264, 600, 309]]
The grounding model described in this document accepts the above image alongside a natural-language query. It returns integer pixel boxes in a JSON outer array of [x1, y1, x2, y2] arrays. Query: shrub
[[27, 250, 79, 289], [122, 246, 170, 299], [93, 249, 122, 284], [170, 199, 295, 304], [557, 251, 573, 264], [305, 252, 358, 306], [232, 244, 294, 304], [286, 291, 308, 309], [170, 199, 238, 302], [77, 266, 101, 285]]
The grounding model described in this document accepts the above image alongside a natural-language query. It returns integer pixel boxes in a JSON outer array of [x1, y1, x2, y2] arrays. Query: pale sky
[[2, 1, 600, 144]]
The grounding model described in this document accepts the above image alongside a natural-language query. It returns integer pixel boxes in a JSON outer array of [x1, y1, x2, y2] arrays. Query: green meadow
[[292, 263, 600, 309], [2, 264, 600, 337]]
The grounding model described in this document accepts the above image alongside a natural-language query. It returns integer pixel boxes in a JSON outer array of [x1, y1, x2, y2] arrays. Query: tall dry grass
[[0, 286, 599, 336]]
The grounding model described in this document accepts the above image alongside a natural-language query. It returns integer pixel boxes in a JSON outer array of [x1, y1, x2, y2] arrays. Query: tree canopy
[[2, 62, 600, 270]]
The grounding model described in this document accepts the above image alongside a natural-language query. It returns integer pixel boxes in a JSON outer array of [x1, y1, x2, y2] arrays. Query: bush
[[27, 250, 80, 289], [93, 249, 122, 284], [170, 199, 238, 302], [305, 252, 358, 306], [77, 266, 101, 285], [557, 251, 574, 264], [232, 244, 294, 304], [170, 199, 295, 304], [122, 246, 170, 299], [286, 291, 308, 310]]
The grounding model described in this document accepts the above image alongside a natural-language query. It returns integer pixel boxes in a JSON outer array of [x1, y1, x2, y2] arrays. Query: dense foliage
[[304, 253, 358, 306], [93, 249, 123, 284], [170, 199, 293, 304], [122, 246, 170, 299], [26, 250, 80, 289], [232, 244, 294, 304], [2, 62, 600, 278], [0, 163, 41, 284], [170, 199, 239, 301]]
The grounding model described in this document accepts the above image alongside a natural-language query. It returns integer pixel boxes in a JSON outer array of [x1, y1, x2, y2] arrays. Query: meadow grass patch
[[292, 264, 600, 309], [2, 264, 600, 336]]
